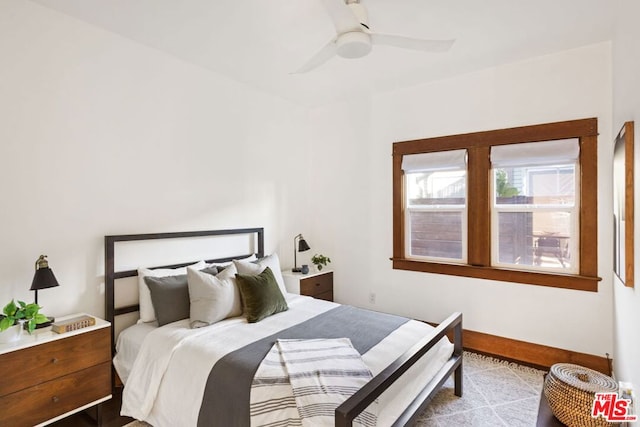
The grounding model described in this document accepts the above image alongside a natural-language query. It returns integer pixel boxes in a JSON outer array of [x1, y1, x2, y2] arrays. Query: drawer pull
[[51, 358, 58, 364], [52, 396, 59, 403]]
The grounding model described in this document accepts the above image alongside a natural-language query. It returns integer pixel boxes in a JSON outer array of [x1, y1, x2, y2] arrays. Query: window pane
[[409, 211, 463, 259], [497, 211, 573, 271], [494, 165, 575, 206], [407, 171, 466, 206]]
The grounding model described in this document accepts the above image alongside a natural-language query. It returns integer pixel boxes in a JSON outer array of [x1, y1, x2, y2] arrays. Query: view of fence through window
[[406, 170, 466, 261], [493, 164, 577, 272], [405, 163, 577, 272]]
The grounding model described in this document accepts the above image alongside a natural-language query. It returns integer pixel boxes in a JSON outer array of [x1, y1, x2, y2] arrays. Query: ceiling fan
[[294, 0, 455, 73]]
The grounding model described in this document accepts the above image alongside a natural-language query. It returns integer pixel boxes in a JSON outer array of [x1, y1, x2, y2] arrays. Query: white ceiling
[[30, 0, 615, 107]]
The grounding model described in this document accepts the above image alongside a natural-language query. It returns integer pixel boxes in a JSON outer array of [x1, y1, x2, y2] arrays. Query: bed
[[105, 228, 463, 427]]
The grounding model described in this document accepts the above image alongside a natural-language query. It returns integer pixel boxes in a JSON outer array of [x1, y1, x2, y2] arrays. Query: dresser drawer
[[0, 361, 111, 427], [300, 272, 333, 298], [0, 327, 110, 397]]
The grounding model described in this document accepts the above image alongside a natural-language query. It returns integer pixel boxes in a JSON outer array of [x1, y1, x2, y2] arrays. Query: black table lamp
[[30, 255, 59, 327], [292, 234, 310, 273]]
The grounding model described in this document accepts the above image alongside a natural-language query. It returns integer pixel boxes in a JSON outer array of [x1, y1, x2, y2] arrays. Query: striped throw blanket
[[250, 338, 378, 427]]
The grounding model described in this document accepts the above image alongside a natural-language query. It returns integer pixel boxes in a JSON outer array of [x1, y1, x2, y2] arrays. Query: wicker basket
[[544, 363, 619, 427]]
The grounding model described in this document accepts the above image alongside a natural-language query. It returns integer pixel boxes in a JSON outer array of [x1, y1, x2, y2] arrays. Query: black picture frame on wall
[[613, 121, 634, 288]]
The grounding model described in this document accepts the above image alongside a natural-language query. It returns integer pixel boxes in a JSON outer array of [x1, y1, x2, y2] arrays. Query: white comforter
[[121, 295, 453, 427]]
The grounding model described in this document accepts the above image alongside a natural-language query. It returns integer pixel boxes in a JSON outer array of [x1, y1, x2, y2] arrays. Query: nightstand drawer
[[0, 327, 110, 397], [314, 290, 334, 302], [0, 361, 111, 427], [300, 272, 333, 297]]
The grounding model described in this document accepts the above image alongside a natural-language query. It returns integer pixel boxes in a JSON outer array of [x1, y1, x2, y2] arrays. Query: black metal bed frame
[[103, 227, 462, 427]]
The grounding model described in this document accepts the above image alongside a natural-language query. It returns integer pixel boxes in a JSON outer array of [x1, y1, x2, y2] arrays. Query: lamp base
[[24, 316, 55, 330], [292, 268, 302, 273]]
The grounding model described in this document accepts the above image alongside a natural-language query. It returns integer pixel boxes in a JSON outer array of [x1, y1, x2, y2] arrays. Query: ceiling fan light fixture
[[336, 31, 372, 59]]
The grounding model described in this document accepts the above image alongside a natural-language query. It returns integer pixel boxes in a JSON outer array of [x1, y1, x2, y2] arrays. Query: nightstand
[[0, 314, 112, 427], [282, 270, 334, 302]]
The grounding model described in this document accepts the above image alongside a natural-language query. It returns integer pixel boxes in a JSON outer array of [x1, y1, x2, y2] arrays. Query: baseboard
[[463, 329, 611, 374], [428, 322, 611, 375]]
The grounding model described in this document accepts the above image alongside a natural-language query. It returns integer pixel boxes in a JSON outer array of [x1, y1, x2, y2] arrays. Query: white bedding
[[113, 321, 157, 384], [118, 294, 454, 427]]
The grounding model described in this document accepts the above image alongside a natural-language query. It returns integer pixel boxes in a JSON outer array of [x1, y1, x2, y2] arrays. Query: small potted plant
[[311, 254, 331, 271], [0, 299, 49, 343]]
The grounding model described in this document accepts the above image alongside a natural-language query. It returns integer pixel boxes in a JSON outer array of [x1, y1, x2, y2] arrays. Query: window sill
[[392, 259, 600, 292]]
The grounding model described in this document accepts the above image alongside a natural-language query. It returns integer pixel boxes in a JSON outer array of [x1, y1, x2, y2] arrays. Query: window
[[491, 139, 579, 274], [403, 150, 467, 262], [392, 118, 600, 291]]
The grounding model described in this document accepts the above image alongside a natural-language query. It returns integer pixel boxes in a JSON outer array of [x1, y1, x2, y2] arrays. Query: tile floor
[[415, 352, 545, 427]]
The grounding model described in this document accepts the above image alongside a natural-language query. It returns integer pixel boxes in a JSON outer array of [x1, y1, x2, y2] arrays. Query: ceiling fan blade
[[320, 0, 361, 34], [370, 33, 455, 52], [292, 39, 337, 74]]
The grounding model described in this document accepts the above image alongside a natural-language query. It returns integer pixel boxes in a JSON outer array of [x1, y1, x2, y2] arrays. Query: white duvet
[[120, 295, 453, 427]]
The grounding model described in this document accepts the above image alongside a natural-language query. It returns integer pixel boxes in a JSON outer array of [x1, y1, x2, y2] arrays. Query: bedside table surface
[[282, 269, 333, 279], [0, 313, 109, 355]]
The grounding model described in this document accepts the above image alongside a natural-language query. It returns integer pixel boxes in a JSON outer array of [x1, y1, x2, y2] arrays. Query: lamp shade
[[30, 268, 59, 291], [30, 255, 60, 291], [298, 237, 310, 252]]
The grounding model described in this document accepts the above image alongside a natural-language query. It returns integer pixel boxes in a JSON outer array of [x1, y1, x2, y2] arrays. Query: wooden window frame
[[392, 118, 601, 292]]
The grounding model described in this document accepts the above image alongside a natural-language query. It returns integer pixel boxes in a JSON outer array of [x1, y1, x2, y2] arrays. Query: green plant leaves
[[0, 299, 46, 335], [34, 313, 48, 324], [311, 254, 331, 266], [3, 300, 17, 317], [0, 316, 14, 332], [27, 318, 36, 334]]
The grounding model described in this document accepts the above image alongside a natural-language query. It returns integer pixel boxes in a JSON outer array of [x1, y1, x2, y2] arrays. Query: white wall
[[310, 42, 614, 357], [612, 0, 640, 410], [0, 0, 311, 319], [0, 0, 621, 366]]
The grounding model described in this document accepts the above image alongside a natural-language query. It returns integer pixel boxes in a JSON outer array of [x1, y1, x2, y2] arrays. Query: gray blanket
[[197, 305, 409, 427]]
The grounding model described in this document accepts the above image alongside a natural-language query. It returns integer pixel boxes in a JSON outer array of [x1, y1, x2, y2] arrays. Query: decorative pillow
[[207, 254, 257, 271], [144, 275, 190, 327], [233, 253, 288, 298], [235, 267, 288, 323], [137, 261, 206, 323], [200, 266, 219, 275], [187, 263, 242, 328], [143, 266, 218, 327]]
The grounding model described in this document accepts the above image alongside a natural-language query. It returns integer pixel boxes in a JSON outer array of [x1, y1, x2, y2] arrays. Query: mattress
[[117, 294, 453, 426]]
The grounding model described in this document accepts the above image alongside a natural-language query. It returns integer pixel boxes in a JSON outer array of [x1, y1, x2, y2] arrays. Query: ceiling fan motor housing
[[337, 32, 372, 58], [336, 1, 371, 59]]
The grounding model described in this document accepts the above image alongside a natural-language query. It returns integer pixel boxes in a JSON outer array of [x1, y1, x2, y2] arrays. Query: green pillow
[[235, 267, 288, 323]]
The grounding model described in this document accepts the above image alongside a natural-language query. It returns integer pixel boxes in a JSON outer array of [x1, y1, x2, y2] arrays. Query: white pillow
[[187, 264, 242, 328], [206, 253, 257, 269], [137, 260, 206, 323], [233, 253, 287, 298]]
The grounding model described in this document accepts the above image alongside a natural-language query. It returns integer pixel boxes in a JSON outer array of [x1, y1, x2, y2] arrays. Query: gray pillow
[[144, 275, 190, 327], [144, 266, 218, 327]]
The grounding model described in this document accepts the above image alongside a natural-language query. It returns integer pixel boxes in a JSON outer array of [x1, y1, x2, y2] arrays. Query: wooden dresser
[[282, 270, 334, 301], [0, 315, 111, 427]]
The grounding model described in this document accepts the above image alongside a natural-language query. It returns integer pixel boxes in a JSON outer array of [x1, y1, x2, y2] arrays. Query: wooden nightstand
[[282, 270, 334, 301], [0, 314, 112, 427]]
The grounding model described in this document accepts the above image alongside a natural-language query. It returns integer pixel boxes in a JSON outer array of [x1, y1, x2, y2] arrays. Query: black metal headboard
[[104, 228, 264, 351]]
